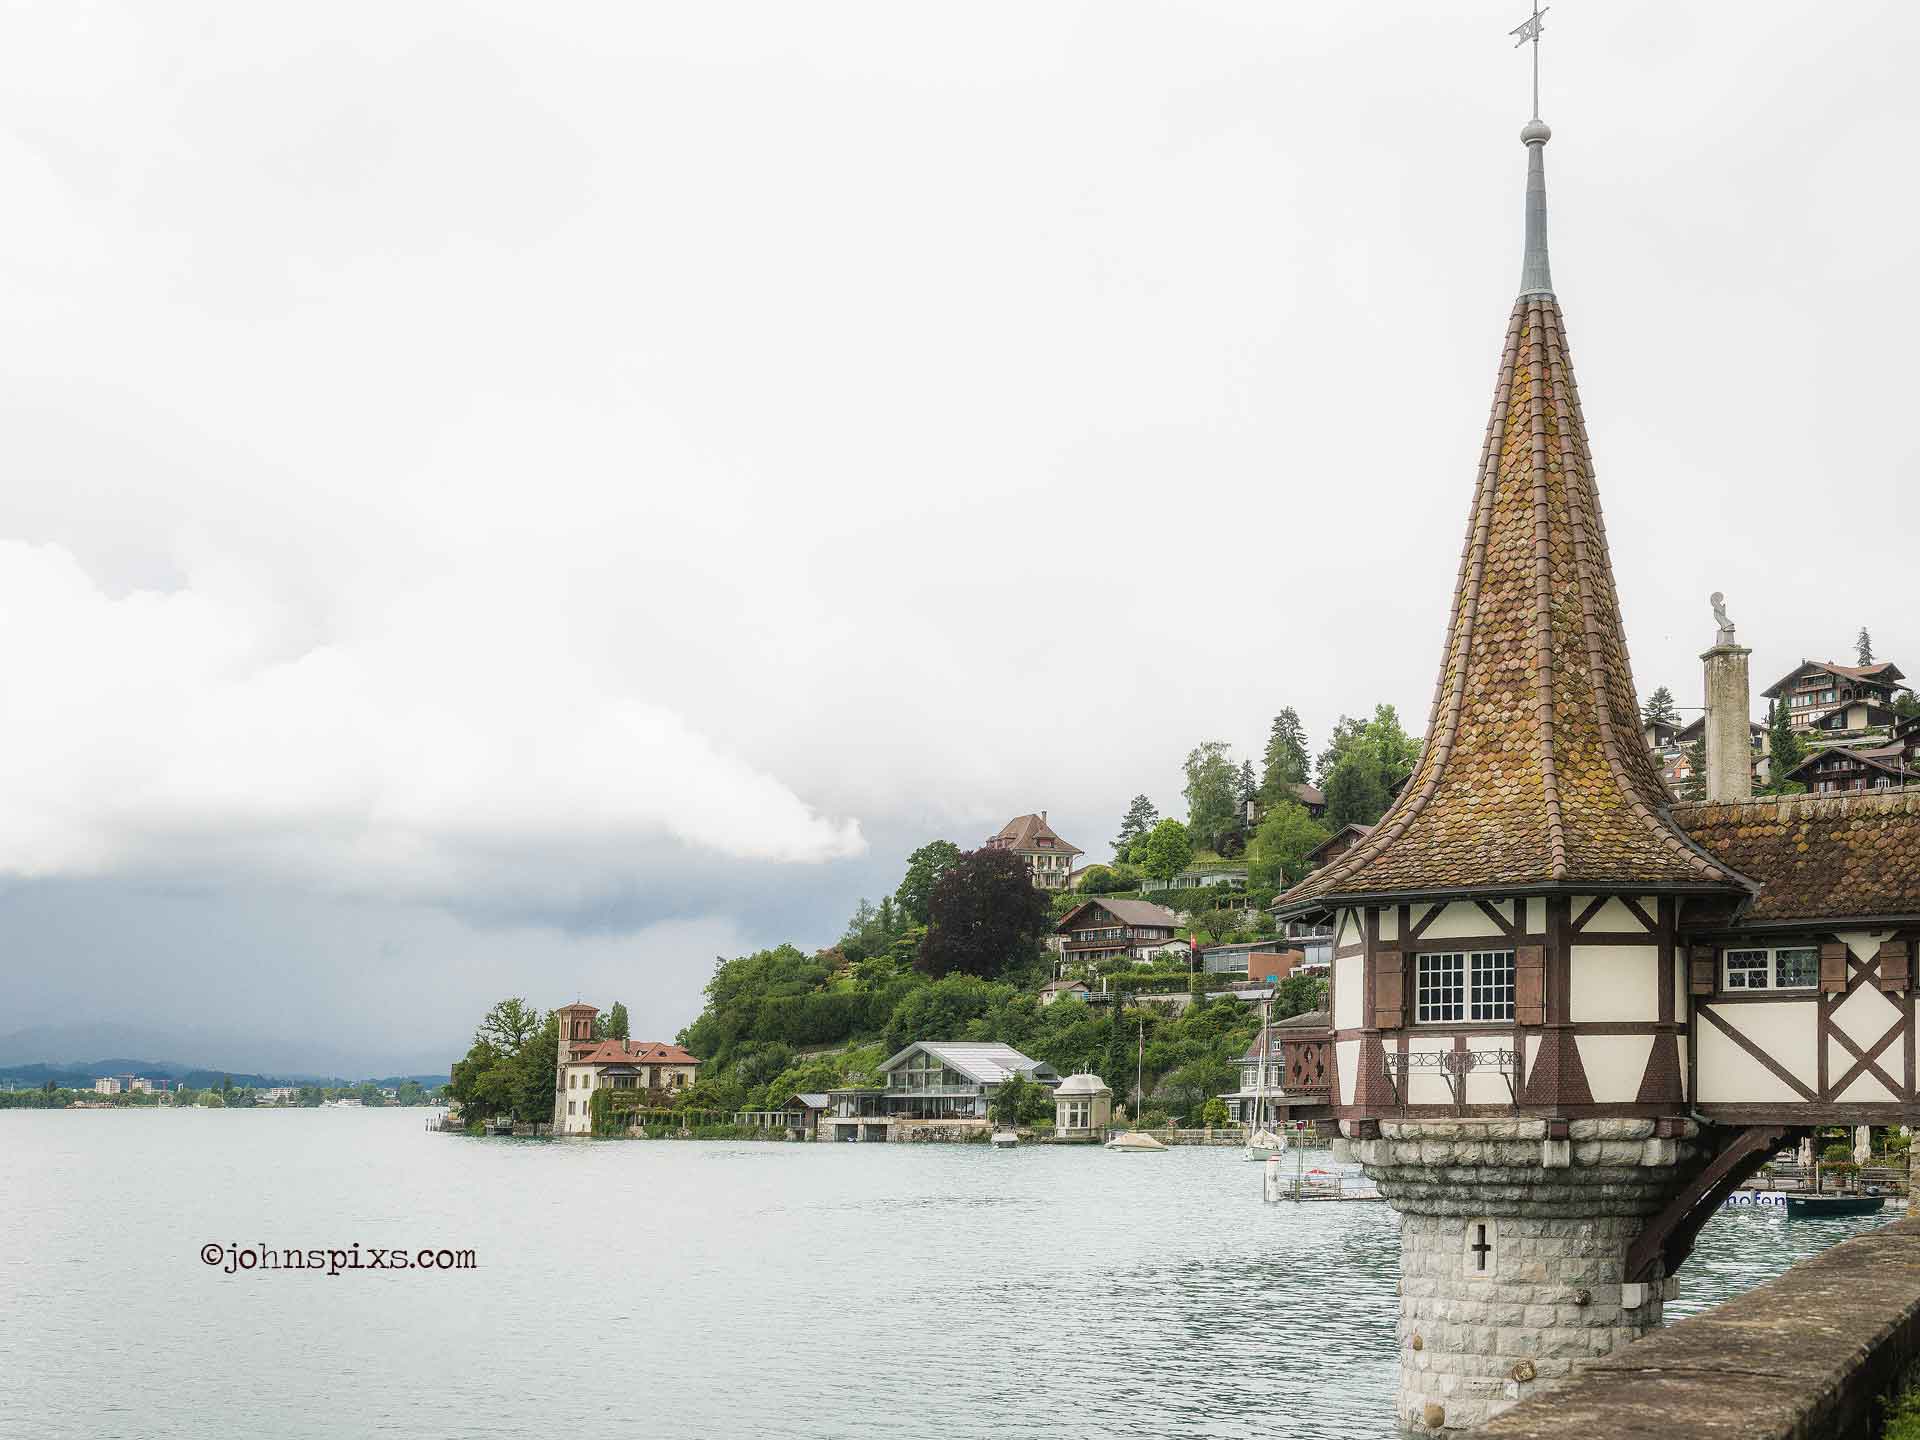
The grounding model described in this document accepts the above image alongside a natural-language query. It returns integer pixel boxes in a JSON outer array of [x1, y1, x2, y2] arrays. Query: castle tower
[[1275, 68, 1754, 1432], [551, 1002, 599, 1131]]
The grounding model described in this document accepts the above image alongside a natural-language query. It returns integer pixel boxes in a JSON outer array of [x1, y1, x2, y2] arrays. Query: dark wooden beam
[[1625, 1125, 1795, 1284]]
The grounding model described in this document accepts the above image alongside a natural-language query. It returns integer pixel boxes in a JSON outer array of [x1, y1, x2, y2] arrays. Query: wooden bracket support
[[1624, 1125, 1796, 1284]]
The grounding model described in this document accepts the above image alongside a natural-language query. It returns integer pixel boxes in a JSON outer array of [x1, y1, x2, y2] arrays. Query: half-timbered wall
[[1328, 894, 1687, 1121], [1689, 926, 1916, 1122]]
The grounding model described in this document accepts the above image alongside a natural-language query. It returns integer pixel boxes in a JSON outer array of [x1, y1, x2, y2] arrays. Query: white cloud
[[0, 537, 864, 901]]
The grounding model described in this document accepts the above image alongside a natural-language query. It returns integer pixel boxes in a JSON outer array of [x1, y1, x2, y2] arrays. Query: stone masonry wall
[[1351, 1118, 1704, 1432]]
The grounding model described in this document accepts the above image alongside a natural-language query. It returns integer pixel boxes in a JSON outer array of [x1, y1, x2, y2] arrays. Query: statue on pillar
[[1711, 591, 1736, 647]]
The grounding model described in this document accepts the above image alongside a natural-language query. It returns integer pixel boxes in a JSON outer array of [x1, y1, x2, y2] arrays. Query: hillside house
[[1037, 978, 1091, 1007], [1054, 898, 1182, 971], [1788, 722, 1920, 795], [820, 1042, 1060, 1140], [1762, 659, 1908, 732], [1218, 1009, 1333, 1128], [985, 812, 1083, 891], [1306, 823, 1375, 871]]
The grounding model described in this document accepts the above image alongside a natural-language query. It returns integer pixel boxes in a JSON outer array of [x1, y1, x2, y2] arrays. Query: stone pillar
[[1356, 1117, 1705, 1432], [1700, 643, 1753, 802]]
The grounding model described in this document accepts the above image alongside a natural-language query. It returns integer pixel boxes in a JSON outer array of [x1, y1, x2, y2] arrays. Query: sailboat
[[1105, 1014, 1168, 1152], [1245, 999, 1287, 1161]]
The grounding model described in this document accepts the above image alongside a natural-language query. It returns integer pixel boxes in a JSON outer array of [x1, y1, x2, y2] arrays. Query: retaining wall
[[1476, 1215, 1920, 1439]]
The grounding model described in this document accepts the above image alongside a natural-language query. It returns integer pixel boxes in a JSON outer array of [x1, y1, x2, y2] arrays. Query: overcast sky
[[1, 1, 1914, 1075]]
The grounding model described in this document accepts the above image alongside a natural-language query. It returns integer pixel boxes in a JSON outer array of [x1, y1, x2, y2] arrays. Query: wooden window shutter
[[1820, 941, 1848, 993], [1374, 952, 1404, 1030], [1877, 938, 1911, 994], [1689, 946, 1716, 996], [1514, 945, 1546, 1025]]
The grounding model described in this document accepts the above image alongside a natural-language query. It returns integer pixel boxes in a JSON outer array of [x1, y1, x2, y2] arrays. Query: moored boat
[[1785, 1193, 1885, 1218], [990, 1130, 1018, 1149], [1105, 1131, 1167, 1153]]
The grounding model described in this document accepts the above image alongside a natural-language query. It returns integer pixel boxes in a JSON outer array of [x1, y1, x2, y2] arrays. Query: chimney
[[1041, 810, 1047, 823], [1700, 596, 1753, 803]]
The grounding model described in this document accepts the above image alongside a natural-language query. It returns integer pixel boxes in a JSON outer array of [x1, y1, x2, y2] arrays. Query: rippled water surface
[[0, 1110, 1898, 1438]]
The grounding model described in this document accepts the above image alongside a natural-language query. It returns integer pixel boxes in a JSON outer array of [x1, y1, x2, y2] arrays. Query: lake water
[[1, 1110, 1898, 1439]]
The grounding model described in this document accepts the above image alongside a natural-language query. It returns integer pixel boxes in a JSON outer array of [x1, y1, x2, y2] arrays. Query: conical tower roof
[[1279, 123, 1749, 912]]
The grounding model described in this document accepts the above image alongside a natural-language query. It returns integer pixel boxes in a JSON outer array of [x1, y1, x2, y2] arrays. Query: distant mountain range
[[0, 1022, 453, 1084], [0, 1058, 448, 1089]]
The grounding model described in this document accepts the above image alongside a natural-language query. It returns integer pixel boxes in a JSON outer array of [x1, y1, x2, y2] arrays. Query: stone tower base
[[1348, 1117, 1703, 1432]]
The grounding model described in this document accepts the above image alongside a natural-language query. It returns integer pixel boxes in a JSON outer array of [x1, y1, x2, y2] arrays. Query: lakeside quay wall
[[1476, 1214, 1920, 1440]]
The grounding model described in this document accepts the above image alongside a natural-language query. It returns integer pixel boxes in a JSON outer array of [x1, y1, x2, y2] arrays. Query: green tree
[[1641, 686, 1680, 730], [989, 1073, 1033, 1128], [1676, 737, 1707, 801], [396, 1080, 425, 1106], [1317, 705, 1419, 793], [1112, 795, 1159, 860], [917, 848, 1052, 980], [479, 998, 542, 1055], [1260, 708, 1312, 803], [1245, 798, 1330, 890], [1165, 1057, 1236, 1119], [220, 1074, 232, 1098], [1894, 693, 1920, 722], [1763, 701, 1807, 795], [606, 1002, 630, 1041], [1139, 818, 1193, 882], [1323, 750, 1391, 827], [1858, 627, 1875, 666], [1183, 742, 1239, 852], [895, 841, 961, 925], [1235, 759, 1258, 813]]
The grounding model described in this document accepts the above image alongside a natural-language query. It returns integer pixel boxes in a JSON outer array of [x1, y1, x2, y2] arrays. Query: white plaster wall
[[1575, 1034, 1655, 1103], [1569, 945, 1659, 1022], [1839, 928, 1894, 963], [1832, 982, 1901, 1049], [1335, 1039, 1359, 1106], [1377, 905, 1399, 943], [1421, 901, 1504, 940], [1334, 954, 1364, 1030], [1524, 1032, 1540, 1079], [1465, 1035, 1512, 1105], [1695, 1002, 1817, 1101], [1837, 1069, 1898, 1103], [1573, 896, 1653, 933], [1335, 909, 1359, 950], [1406, 1035, 1453, 1107], [1523, 898, 1542, 935]]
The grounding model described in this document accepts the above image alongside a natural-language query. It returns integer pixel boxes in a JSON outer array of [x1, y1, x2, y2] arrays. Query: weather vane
[[1510, 3, 1548, 122]]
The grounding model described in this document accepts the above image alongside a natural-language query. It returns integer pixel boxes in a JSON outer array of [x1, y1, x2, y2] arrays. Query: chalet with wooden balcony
[[1786, 721, 1920, 795], [1052, 898, 1182, 970], [1218, 1009, 1332, 1128], [984, 811, 1082, 891], [1762, 659, 1908, 733]]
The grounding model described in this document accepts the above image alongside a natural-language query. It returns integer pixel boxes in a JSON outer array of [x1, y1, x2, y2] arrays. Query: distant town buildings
[[1788, 715, 1920, 795], [984, 812, 1082, 890]]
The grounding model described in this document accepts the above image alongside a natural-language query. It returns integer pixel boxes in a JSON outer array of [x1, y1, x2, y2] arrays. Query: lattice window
[[1469, 950, 1514, 1022], [1416, 952, 1464, 1023]]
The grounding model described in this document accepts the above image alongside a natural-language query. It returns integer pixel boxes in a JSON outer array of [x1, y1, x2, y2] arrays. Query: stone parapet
[[1353, 1118, 1706, 1432]]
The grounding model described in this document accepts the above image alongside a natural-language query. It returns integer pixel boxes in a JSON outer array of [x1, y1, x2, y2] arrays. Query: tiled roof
[[1761, 659, 1907, 698], [1055, 898, 1181, 932], [1291, 783, 1325, 808], [1675, 790, 1920, 924], [1277, 285, 1747, 913], [569, 1040, 700, 1067], [1305, 823, 1373, 863], [986, 813, 1083, 858], [880, 1042, 1053, 1085]]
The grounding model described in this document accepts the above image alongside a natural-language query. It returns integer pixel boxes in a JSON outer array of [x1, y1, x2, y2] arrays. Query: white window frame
[[1416, 950, 1515, 1024], [1724, 946, 1819, 991]]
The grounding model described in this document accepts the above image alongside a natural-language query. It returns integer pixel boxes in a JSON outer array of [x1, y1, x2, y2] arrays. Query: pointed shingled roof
[[1278, 124, 1749, 913]]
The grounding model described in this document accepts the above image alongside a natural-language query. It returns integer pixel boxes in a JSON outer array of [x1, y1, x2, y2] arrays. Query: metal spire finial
[[1512, 3, 1554, 297]]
